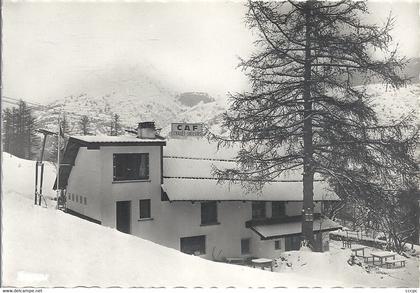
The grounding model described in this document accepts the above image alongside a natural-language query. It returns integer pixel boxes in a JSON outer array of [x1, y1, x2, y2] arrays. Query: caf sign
[[171, 123, 204, 137]]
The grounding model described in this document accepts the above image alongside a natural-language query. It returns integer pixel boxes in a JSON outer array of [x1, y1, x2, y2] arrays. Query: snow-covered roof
[[163, 156, 323, 181], [162, 178, 339, 201], [72, 135, 166, 144], [164, 137, 238, 160], [164, 157, 238, 178], [162, 148, 334, 201], [250, 217, 341, 239], [163, 139, 323, 180]]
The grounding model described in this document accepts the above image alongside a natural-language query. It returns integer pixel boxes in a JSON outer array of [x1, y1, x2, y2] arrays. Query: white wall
[[252, 236, 285, 259], [98, 145, 162, 231], [66, 147, 102, 221], [150, 201, 255, 260]]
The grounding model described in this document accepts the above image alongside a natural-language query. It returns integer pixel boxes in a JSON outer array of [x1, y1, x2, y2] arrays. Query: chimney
[[137, 121, 156, 139]]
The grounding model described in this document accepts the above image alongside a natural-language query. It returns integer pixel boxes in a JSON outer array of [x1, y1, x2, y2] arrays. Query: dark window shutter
[[139, 199, 151, 219], [241, 238, 250, 254], [201, 202, 217, 224], [252, 202, 266, 219], [272, 202, 286, 218]]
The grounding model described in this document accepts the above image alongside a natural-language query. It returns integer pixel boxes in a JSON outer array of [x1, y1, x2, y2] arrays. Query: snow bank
[[2, 152, 57, 200], [275, 241, 419, 287], [2, 191, 342, 287]]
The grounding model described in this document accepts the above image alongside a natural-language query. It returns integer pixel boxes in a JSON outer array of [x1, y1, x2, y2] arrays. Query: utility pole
[[34, 129, 54, 206], [56, 112, 61, 209]]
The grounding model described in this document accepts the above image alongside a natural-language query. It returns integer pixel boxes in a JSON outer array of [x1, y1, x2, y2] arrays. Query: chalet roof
[[164, 137, 238, 160], [249, 216, 342, 239], [162, 152, 337, 201], [72, 135, 166, 144], [161, 178, 339, 201], [163, 157, 236, 178], [163, 156, 324, 181]]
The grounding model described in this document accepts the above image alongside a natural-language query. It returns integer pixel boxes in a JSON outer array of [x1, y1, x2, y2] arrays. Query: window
[[113, 153, 149, 181], [274, 240, 281, 250], [76, 194, 79, 203], [241, 238, 250, 255], [285, 235, 301, 251], [180, 235, 206, 255], [139, 199, 151, 219], [71, 193, 74, 201], [201, 201, 218, 225], [252, 202, 266, 219], [272, 202, 286, 218], [67, 193, 71, 200], [84, 197, 87, 205]]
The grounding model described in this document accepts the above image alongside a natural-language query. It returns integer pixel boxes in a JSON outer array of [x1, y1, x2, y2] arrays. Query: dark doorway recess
[[116, 201, 131, 234]]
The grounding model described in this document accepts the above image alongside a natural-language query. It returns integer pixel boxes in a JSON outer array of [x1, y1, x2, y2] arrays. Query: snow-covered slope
[[277, 242, 418, 288], [2, 153, 57, 200], [7, 192, 331, 287]]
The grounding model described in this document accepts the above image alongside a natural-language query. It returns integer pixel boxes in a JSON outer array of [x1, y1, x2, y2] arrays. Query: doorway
[[116, 201, 131, 234]]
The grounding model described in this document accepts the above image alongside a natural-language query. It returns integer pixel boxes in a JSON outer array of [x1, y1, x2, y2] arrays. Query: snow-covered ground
[[2, 153, 419, 287], [275, 241, 419, 288]]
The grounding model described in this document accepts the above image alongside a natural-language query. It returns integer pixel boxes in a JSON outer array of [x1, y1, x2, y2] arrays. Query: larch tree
[[109, 113, 122, 136], [213, 1, 418, 250], [46, 113, 70, 162], [79, 115, 91, 135], [3, 108, 15, 154], [3, 101, 38, 159]]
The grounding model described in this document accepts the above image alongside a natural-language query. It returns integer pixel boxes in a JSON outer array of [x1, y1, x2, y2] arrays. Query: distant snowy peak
[[365, 83, 419, 123], [176, 92, 215, 107], [36, 89, 225, 136], [36, 80, 418, 138]]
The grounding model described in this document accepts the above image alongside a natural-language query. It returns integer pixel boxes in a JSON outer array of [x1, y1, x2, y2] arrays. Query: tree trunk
[[302, 2, 315, 250]]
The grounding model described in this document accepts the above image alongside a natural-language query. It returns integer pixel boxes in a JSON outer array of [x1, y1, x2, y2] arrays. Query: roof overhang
[[249, 216, 342, 240], [72, 136, 166, 147], [162, 178, 340, 201]]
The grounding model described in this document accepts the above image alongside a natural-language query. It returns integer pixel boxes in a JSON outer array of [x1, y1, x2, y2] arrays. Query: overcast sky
[[3, 1, 419, 104]]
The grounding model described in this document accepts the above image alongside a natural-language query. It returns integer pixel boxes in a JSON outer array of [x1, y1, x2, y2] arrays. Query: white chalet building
[[55, 122, 341, 260]]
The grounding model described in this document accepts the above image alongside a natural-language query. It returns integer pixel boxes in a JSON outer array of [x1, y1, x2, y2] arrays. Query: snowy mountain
[[36, 92, 226, 136], [366, 83, 420, 124], [34, 78, 419, 139], [34, 62, 227, 135], [176, 92, 215, 107]]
